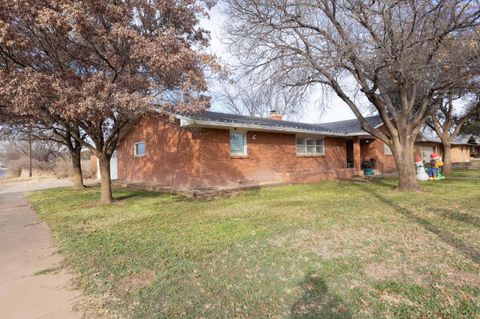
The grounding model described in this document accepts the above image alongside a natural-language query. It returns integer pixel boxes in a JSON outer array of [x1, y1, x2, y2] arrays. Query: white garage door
[[96, 151, 118, 180], [422, 146, 434, 163], [110, 151, 118, 180]]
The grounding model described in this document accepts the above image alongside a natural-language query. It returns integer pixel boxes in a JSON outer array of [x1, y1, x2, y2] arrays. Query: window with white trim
[[384, 143, 393, 155], [296, 137, 325, 155], [134, 141, 146, 156], [230, 132, 247, 156]]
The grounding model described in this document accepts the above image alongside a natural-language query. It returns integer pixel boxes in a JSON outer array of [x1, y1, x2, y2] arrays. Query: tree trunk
[[28, 129, 32, 178], [98, 155, 113, 204], [392, 137, 420, 192], [70, 147, 85, 190], [443, 143, 453, 174]]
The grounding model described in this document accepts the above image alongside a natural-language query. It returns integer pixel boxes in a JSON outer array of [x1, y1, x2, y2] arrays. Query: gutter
[[345, 132, 372, 137], [173, 113, 401, 139], [178, 117, 347, 137]]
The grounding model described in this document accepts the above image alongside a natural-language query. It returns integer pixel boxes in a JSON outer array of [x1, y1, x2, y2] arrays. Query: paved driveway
[[0, 179, 83, 319]]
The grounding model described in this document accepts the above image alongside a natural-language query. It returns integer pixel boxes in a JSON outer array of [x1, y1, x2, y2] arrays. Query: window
[[296, 137, 324, 155], [230, 132, 247, 156], [384, 143, 393, 155], [134, 141, 146, 156]]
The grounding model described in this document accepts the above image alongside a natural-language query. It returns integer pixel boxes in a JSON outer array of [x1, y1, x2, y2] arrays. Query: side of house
[[358, 137, 397, 173], [450, 136, 480, 162], [90, 111, 480, 188], [417, 135, 480, 164], [116, 114, 357, 188], [415, 141, 444, 162]]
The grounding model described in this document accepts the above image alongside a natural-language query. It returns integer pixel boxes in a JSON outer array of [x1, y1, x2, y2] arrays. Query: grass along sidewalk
[[28, 172, 480, 318]]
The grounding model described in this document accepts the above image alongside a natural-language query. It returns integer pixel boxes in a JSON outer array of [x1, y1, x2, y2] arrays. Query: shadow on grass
[[354, 180, 480, 265], [291, 273, 351, 319], [366, 177, 397, 189], [434, 208, 480, 228], [114, 190, 166, 201]]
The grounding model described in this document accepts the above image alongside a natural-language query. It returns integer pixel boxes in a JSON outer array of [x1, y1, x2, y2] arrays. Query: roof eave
[[178, 117, 346, 137], [347, 121, 385, 137], [452, 142, 476, 146], [345, 131, 371, 137]]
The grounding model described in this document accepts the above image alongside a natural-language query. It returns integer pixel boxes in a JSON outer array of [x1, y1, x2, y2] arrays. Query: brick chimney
[[269, 110, 283, 121]]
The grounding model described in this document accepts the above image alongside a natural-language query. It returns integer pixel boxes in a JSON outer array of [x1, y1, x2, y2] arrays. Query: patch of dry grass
[[28, 172, 480, 318]]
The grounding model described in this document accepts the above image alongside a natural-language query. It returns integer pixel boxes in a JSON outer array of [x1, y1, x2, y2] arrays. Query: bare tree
[[219, 77, 308, 119], [225, 0, 480, 190], [0, 128, 68, 177], [428, 92, 480, 173], [0, 121, 87, 187]]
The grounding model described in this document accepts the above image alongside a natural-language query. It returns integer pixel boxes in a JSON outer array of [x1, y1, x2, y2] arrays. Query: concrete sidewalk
[[0, 183, 82, 318], [0, 177, 76, 195]]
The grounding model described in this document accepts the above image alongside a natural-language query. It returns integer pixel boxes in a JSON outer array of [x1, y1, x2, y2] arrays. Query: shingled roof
[[175, 111, 383, 136], [451, 135, 478, 145], [319, 115, 384, 135], [417, 134, 478, 145]]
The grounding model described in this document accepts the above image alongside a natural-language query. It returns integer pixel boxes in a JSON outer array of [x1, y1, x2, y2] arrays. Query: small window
[[296, 137, 324, 155], [230, 132, 247, 156], [384, 143, 393, 155], [134, 141, 145, 156]]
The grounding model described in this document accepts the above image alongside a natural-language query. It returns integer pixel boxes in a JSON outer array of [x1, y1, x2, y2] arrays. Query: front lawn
[[448, 168, 480, 178], [28, 173, 480, 318]]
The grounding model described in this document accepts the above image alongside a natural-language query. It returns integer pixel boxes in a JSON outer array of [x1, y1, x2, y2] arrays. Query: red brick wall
[[359, 139, 445, 173], [116, 116, 355, 188], [360, 138, 397, 173], [116, 116, 453, 186]]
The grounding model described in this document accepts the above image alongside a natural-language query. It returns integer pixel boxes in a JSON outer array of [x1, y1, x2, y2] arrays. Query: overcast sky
[[202, 5, 359, 124]]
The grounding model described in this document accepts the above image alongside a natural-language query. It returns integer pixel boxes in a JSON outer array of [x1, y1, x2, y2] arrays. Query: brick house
[[96, 111, 479, 188], [450, 136, 480, 162], [415, 135, 480, 164]]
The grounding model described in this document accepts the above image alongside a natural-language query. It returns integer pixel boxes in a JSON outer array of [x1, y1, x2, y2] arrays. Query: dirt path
[[0, 180, 83, 319]]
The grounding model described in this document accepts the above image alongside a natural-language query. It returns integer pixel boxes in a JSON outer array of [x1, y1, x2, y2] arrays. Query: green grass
[[449, 168, 480, 178], [28, 172, 480, 318]]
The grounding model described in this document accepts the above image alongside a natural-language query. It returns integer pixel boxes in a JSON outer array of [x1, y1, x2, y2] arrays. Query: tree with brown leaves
[[0, 72, 88, 189], [225, 0, 480, 191], [0, 0, 216, 202]]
